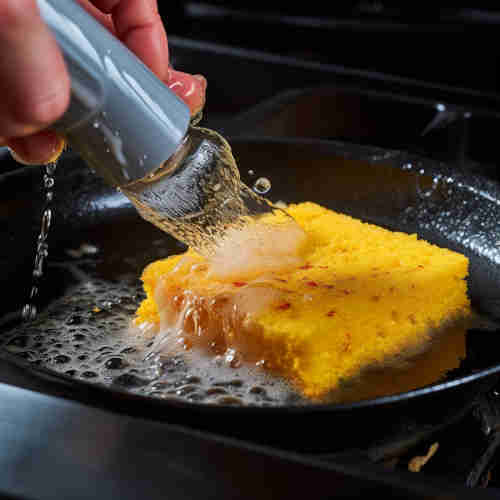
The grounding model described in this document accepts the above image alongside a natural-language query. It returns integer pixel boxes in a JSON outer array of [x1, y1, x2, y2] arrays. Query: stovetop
[[163, 3, 500, 95], [3, 4, 500, 499], [1, 381, 498, 500]]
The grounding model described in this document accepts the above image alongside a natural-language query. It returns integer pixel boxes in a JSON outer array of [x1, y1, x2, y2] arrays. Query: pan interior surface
[[2, 139, 500, 409]]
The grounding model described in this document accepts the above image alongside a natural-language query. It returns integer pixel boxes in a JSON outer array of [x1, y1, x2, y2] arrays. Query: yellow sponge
[[135, 202, 470, 399]]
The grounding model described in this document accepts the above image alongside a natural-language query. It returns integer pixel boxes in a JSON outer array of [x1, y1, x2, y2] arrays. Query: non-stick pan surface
[[1, 138, 500, 452]]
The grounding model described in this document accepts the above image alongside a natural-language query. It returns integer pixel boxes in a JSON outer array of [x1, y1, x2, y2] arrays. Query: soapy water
[[3, 272, 298, 406]]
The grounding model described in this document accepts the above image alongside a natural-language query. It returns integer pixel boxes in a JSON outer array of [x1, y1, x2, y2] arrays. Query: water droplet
[[93, 121, 100, 129], [417, 174, 440, 199], [66, 315, 82, 325], [248, 169, 255, 176], [45, 163, 57, 176], [43, 176, 54, 189], [253, 177, 271, 195], [40, 209, 52, 236], [22, 304, 37, 321]]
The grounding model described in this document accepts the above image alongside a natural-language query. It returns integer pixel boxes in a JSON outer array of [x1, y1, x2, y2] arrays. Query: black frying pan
[[1, 138, 500, 453]]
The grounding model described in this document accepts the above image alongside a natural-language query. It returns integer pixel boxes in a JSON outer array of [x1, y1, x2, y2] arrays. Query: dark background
[[159, 2, 500, 95]]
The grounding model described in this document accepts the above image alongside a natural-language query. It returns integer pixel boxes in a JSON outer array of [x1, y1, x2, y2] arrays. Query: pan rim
[[0, 345, 498, 414], [1, 136, 499, 414]]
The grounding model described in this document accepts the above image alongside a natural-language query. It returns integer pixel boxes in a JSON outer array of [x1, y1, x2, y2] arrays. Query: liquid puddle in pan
[[2, 271, 297, 406], [0, 258, 484, 407]]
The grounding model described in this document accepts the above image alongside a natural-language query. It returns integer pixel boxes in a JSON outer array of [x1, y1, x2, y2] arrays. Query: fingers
[[88, 0, 169, 80], [74, 0, 115, 32], [7, 131, 66, 166], [0, 0, 71, 140], [167, 71, 207, 117], [84, 0, 205, 115]]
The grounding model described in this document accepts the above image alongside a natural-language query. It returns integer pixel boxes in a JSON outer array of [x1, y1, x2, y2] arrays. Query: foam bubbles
[[1, 275, 298, 406]]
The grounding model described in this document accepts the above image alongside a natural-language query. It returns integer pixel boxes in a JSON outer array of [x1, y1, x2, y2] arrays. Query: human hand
[[0, 0, 206, 165]]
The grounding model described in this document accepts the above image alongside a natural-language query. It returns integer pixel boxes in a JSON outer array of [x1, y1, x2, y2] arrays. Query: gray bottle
[[37, 0, 191, 187]]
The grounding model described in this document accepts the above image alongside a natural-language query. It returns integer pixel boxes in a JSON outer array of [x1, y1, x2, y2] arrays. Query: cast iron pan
[[1, 138, 500, 453]]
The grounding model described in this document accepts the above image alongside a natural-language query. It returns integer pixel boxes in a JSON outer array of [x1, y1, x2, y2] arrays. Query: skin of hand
[[0, 0, 207, 165]]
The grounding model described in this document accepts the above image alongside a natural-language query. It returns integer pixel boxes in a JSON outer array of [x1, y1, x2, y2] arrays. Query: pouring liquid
[[22, 162, 57, 321], [121, 126, 293, 257]]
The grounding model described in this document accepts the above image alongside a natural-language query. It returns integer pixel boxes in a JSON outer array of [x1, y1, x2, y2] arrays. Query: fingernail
[[8, 131, 65, 165], [45, 136, 66, 164], [193, 74, 207, 90]]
